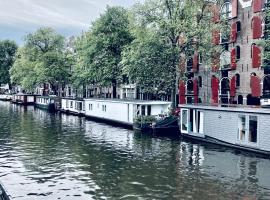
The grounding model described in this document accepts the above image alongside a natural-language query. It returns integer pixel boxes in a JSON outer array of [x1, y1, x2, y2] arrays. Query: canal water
[[0, 101, 270, 200]]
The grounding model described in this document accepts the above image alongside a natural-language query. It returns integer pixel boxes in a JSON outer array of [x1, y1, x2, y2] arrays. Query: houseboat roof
[[179, 104, 270, 115], [37, 96, 57, 99], [62, 97, 84, 101], [13, 93, 39, 96], [84, 98, 171, 105]]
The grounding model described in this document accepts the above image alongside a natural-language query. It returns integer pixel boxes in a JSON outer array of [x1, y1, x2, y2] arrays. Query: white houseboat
[[11, 94, 38, 105], [0, 94, 12, 101], [84, 98, 171, 128], [35, 96, 57, 112], [179, 104, 270, 155], [61, 98, 85, 116]]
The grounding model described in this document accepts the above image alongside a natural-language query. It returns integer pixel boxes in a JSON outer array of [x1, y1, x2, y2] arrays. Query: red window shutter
[[230, 22, 237, 43], [211, 76, 219, 104], [231, 48, 237, 70], [193, 79, 198, 103], [232, 0, 238, 18], [230, 76, 236, 97], [250, 76, 261, 97], [253, 0, 262, 13], [193, 52, 199, 73], [212, 30, 220, 45], [252, 45, 261, 68], [252, 16, 262, 39], [178, 80, 186, 104]]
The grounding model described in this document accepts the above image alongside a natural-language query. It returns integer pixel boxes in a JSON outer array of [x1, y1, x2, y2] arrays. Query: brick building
[[179, 0, 268, 106]]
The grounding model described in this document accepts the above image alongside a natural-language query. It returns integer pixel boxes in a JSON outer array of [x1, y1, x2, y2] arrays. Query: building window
[[236, 73, 240, 87], [249, 116, 258, 143], [236, 21, 241, 32], [198, 76, 202, 87], [220, 2, 232, 20], [236, 46, 241, 60], [70, 101, 73, 108]]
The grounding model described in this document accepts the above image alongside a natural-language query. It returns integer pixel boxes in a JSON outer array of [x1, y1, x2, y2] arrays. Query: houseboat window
[[141, 105, 146, 116], [181, 109, 189, 133], [190, 109, 194, 132], [89, 104, 93, 110], [238, 115, 246, 141], [102, 105, 107, 112], [136, 105, 140, 116], [147, 105, 151, 116], [70, 101, 73, 108], [66, 100, 68, 108], [196, 111, 204, 134], [249, 116, 257, 143]]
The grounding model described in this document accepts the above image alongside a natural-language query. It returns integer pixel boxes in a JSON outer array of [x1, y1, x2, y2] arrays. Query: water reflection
[[0, 101, 269, 199]]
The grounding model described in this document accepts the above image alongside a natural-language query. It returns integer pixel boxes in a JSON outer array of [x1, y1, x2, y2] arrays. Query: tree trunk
[[112, 79, 117, 98]]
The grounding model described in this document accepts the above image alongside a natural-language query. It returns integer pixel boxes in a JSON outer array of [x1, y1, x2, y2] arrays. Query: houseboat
[[179, 104, 270, 155], [0, 94, 12, 101], [35, 96, 57, 112], [84, 98, 171, 128], [11, 94, 38, 105], [61, 98, 85, 116]]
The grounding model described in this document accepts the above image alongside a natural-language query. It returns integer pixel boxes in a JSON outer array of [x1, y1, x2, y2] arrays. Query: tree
[[123, 0, 224, 107], [263, 2, 270, 73], [121, 27, 176, 99], [0, 40, 18, 86], [10, 27, 73, 95], [74, 6, 133, 98]]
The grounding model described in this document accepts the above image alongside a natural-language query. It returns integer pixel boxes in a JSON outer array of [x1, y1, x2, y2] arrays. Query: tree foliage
[[122, 0, 224, 106], [73, 6, 133, 97], [0, 40, 18, 85], [10, 27, 73, 93]]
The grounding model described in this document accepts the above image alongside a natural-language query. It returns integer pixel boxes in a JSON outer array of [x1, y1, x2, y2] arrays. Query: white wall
[[85, 100, 133, 124]]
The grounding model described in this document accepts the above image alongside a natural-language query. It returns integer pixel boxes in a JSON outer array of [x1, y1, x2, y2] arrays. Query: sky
[[0, 0, 142, 45]]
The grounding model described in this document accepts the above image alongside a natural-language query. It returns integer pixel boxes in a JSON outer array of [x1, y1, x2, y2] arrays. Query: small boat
[[0, 182, 11, 200], [152, 115, 180, 135], [35, 96, 57, 112]]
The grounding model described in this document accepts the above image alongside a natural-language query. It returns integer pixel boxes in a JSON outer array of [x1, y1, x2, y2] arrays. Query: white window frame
[[181, 109, 189, 133]]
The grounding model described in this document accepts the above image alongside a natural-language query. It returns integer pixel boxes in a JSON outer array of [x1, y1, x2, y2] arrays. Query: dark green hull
[[35, 103, 56, 112]]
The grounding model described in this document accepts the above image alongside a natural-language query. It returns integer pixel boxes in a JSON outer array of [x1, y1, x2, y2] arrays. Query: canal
[[0, 101, 270, 200]]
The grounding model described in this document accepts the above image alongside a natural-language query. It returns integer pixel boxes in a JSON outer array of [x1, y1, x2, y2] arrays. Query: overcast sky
[[0, 0, 142, 44]]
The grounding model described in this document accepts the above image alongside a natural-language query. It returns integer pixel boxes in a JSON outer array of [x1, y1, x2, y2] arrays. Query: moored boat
[[0, 94, 12, 101], [179, 104, 270, 155], [35, 96, 57, 112], [11, 94, 38, 105], [60, 98, 85, 116], [84, 98, 171, 129]]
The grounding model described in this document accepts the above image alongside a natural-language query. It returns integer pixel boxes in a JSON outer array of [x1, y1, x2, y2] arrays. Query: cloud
[[0, 0, 142, 43]]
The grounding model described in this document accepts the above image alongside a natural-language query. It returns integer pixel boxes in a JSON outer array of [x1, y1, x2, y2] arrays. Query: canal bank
[[0, 101, 270, 199]]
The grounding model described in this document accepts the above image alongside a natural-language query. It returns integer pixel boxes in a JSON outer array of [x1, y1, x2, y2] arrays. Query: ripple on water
[[0, 101, 270, 199]]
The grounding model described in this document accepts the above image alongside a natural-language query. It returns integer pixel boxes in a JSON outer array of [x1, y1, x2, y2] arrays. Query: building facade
[[179, 0, 268, 106]]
